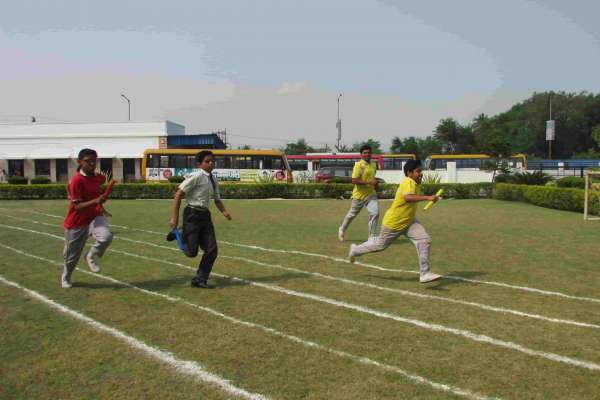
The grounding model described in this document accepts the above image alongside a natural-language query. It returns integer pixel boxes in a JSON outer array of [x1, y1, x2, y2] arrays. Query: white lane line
[[23, 210, 600, 304], [0, 242, 497, 400], [3, 214, 599, 330], [2, 223, 600, 373], [0, 273, 269, 400]]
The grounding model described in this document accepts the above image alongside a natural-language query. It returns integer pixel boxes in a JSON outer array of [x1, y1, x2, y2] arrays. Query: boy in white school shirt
[[168, 150, 232, 288]]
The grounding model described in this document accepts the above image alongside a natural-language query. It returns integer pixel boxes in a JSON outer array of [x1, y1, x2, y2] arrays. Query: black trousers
[[182, 206, 218, 282]]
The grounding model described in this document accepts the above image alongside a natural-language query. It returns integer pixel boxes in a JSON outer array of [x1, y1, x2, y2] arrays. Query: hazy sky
[[1, 1, 599, 149]]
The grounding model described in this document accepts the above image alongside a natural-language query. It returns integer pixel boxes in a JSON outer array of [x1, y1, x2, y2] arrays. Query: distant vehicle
[[287, 153, 416, 172], [142, 149, 292, 183], [424, 154, 528, 170], [315, 166, 385, 184]]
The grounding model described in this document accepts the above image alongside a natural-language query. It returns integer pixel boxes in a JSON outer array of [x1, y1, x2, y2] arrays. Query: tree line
[[282, 91, 600, 159]]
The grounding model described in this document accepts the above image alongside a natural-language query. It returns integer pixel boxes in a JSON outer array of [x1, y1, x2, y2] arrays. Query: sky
[[1, 0, 599, 150]]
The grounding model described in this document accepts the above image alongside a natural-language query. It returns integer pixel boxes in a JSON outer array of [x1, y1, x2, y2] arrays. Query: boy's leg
[[63, 227, 89, 282], [365, 195, 380, 240], [192, 214, 218, 284], [182, 207, 201, 258], [351, 226, 401, 257], [87, 216, 113, 259], [339, 198, 365, 239], [406, 220, 433, 276]]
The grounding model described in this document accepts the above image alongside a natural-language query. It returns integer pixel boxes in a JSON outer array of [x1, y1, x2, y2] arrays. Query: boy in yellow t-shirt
[[338, 145, 380, 242], [348, 159, 443, 283]]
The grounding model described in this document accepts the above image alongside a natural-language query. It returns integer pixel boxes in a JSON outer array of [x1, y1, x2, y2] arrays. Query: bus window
[[272, 157, 283, 170], [172, 155, 187, 169], [214, 155, 232, 169], [147, 154, 160, 168], [383, 158, 404, 170], [160, 155, 169, 168], [289, 159, 308, 171], [187, 155, 195, 168]]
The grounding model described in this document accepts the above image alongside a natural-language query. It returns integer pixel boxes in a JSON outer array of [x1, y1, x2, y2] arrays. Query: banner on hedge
[[146, 168, 288, 182]]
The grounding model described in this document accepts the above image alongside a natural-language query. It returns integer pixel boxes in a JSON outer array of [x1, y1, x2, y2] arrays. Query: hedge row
[[0, 182, 493, 200], [493, 183, 600, 215], [556, 177, 585, 189]]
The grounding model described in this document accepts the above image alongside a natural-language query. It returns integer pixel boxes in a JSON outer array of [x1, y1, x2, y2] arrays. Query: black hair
[[359, 144, 372, 153], [76, 148, 97, 172], [403, 159, 422, 176], [78, 148, 97, 160], [195, 150, 214, 164]]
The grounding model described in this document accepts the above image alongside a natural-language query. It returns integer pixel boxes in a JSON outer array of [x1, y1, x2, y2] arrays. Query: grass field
[[1, 198, 599, 399]]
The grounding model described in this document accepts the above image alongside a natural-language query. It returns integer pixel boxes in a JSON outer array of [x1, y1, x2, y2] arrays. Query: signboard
[[546, 120, 555, 141], [146, 168, 287, 182]]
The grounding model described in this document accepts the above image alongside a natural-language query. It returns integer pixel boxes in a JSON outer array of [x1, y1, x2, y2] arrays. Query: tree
[[390, 136, 443, 159], [434, 118, 463, 153], [282, 138, 315, 155], [237, 144, 251, 150], [351, 138, 382, 154], [592, 124, 600, 148]]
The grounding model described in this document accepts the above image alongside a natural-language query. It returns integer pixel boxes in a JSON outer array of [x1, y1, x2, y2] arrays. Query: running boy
[[62, 148, 113, 288], [169, 150, 232, 288], [338, 144, 379, 242], [348, 159, 442, 283]]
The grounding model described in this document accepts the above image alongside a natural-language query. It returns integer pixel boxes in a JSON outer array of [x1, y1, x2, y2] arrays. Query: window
[[147, 154, 160, 168], [288, 159, 308, 171], [214, 155, 232, 169], [8, 160, 24, 177], [100, 158, 113, 176], [160, 156, 169, 168], [35, 159, 51, 176], [172, 155, 187, 169], [123, 159, 136, 182], [383, 158, 404, 170]]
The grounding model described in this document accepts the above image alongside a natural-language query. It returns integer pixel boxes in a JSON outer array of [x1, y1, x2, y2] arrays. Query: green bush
[[7, 176, 28, 185], [493, 183, 599, 215], [496, 171, 552, 185], [30, 176, 51, 184], [168, 175, 185, 183], [556, 177, 585, 189]]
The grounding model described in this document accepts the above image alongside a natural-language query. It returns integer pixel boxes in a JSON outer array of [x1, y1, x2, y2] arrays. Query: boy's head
[[359, 144, 372, 161], [195, 150, 215, 172], [403, 159, 423, 184], [77, 148, 98, 174]]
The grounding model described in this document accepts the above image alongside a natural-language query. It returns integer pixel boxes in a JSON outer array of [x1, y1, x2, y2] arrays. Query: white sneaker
[[420, 272, 442, 283], [348, 244, 357, 264], [338, 227, 345, 242], [61, 274, 72, 288], [85, 251, 101, 273]]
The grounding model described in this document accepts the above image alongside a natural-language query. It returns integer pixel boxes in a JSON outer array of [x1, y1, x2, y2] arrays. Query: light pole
[[336, 93, 342, 151], [121, 94, 131, 121]]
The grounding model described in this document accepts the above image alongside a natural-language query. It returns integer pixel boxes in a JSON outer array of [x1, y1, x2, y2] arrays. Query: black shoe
[[191, 280, 215, 289]]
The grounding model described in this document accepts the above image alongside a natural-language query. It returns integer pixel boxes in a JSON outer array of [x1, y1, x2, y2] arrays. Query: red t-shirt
[[63, 172, 106, 229]]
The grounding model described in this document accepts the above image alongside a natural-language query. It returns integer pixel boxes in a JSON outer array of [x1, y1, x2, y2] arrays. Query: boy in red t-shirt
[[61, 148, 113, 288]]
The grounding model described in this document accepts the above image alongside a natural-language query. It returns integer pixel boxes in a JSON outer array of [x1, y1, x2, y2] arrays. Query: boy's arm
[[404, 194, 440, 203], [170, 189, 185, 228], [214, 200, 232, 220]]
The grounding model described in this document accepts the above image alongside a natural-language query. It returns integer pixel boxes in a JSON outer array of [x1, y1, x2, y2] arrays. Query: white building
[[0, 120, 184, 183]]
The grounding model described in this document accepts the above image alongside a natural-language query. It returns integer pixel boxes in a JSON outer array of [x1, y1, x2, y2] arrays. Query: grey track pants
[[63, 215, 113, 280], [352, 221, 432, 275], [339, 195, 379, 238]]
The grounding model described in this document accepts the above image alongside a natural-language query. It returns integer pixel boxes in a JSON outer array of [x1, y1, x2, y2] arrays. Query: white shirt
[[179, 169, 221, 209]]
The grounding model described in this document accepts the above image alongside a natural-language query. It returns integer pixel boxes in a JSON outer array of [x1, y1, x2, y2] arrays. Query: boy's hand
[[222, 210, 232, 220], [95, 194, 107, 205], [169, 216, 178, 228], [429, 195, 441, 203]]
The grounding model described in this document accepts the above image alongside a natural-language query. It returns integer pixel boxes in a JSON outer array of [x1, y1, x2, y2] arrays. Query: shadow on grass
[[213, 272, 309, 289], [364, 270, 486, 292]]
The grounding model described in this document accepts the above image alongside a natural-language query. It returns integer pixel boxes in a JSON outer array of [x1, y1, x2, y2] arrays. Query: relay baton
[[103, 180, 116, 197], [423, 189, 444, 211]]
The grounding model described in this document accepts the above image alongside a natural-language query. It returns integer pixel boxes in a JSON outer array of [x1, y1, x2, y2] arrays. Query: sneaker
[[61, 274, 72, 289], [419, 272, 442, 283], [348, 244, 357, 264], [191, 280, 215, 289], [85, 251, 101, 273], [338, 227, 344, 242]]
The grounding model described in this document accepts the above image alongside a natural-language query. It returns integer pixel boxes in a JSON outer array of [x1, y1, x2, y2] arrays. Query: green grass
[[1, 198, 599, 399]]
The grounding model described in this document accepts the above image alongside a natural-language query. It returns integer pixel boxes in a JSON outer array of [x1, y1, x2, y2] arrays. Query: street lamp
[[121, 94, 131, 121], [336, 93, 342, 151]]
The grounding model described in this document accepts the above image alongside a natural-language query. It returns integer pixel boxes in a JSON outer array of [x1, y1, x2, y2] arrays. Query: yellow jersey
[[351, 159, 377, 200], [382, 177, 419, 231]]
